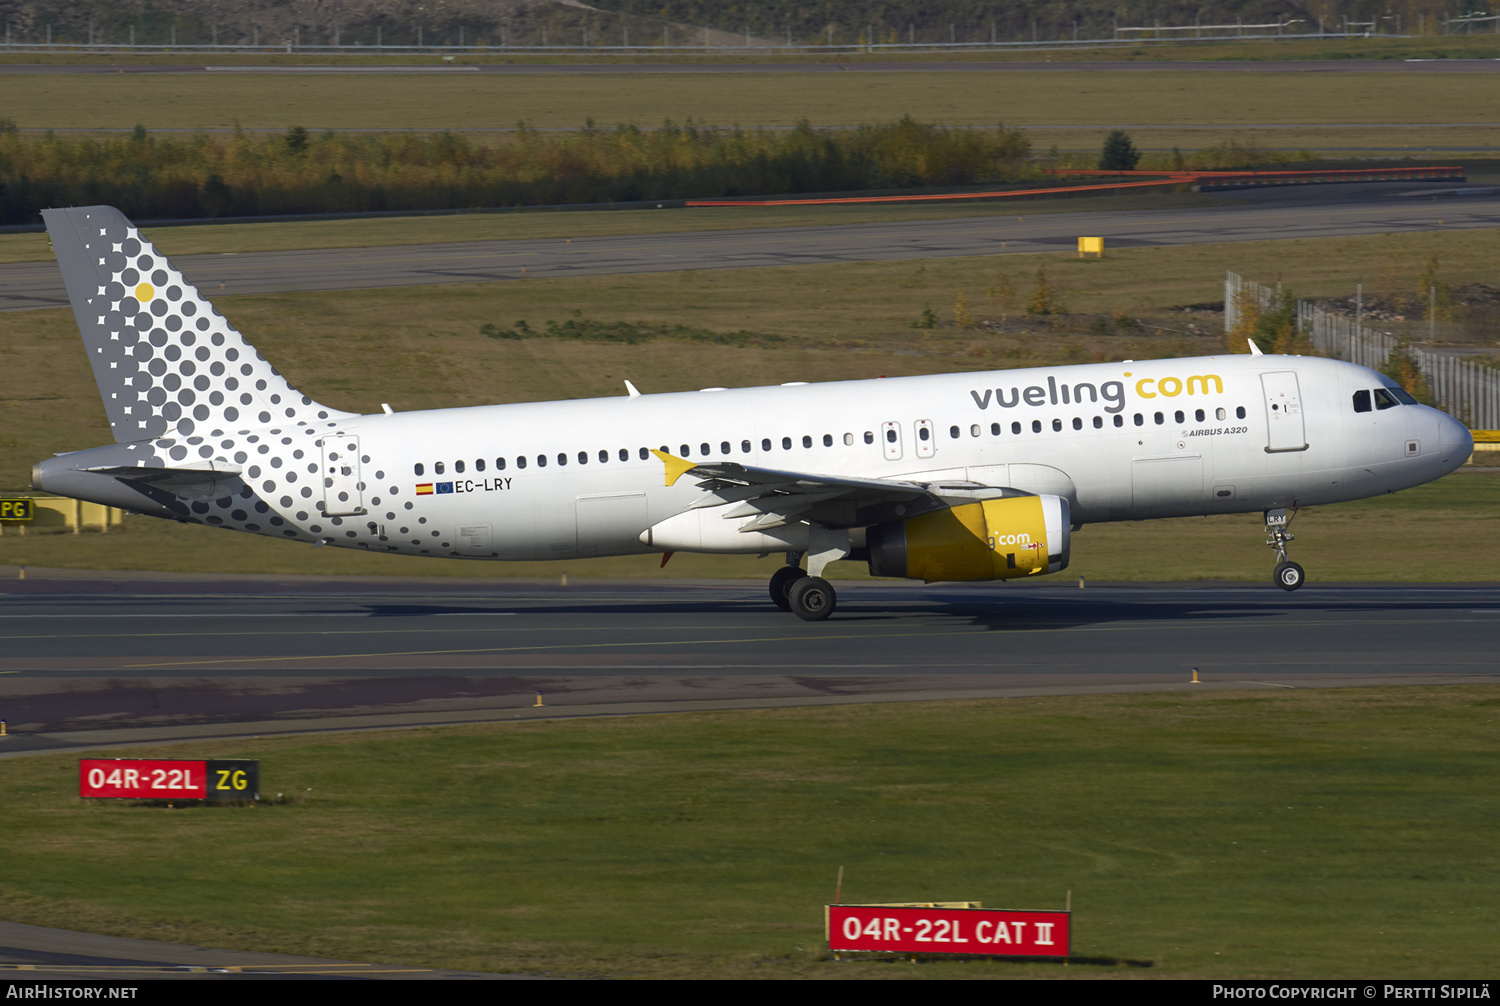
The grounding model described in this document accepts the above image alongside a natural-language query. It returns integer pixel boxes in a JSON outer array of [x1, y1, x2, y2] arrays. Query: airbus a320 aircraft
[[33, 206, 1473, 619]]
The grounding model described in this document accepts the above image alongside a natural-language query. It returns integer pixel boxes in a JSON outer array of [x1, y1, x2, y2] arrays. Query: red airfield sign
[[827, 904, 1070, 957]]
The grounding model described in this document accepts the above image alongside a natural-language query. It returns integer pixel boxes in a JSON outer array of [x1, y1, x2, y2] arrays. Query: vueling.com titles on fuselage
[[969, 371, 1225, 415]]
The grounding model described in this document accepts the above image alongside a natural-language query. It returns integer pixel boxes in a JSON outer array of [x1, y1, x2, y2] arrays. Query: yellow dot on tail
[[135, 283, 154, 302]]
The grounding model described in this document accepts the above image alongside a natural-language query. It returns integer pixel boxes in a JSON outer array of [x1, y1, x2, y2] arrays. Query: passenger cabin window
[[783, 437, 793, 450], [496, 457, 507, 470], [1114, 415, 1124, 428], [599, 450, 609, 463], [721, 441, 731, 454], [578, 452, 588, 464], [1195, 409, 1205, 422], [414, 463, 424, 476], [802, 435, 813, 448], [1032, 420, 1042, 433], [435, 461, 445, 475], [1174, 410, 1185, 424], [536, 455, 547, 468], [991, 423, 1001, 436], [865, 431, 875, 444], [476, 459, 486, 472], [619, 449, 628, 461], [885, 430, 897, 443], [1093, 416, 1103, 429], [639, 447, 649, 460], [1011, 422, 1021, 434], [1154, 412, 1164, 425], [762, 439, 772, 451], [517, 456, 527, 469], [821, 434, 832, 447], [455, 460, 465, 473], [948, 426, 959, 439], [742, 440, 751, 453], [1236, 407, 1246, 419]]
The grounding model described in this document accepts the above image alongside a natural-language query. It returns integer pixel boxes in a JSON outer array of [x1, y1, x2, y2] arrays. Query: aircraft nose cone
[[1439, 413, 1473, 473]]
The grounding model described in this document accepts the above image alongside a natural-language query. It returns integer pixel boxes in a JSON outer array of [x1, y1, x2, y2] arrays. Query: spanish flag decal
[[415, 483, 434, 495]]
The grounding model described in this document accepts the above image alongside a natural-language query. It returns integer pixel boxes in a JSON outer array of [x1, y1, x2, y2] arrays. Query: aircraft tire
[[787, 576, 836, 621], [1273, 561, 1306, 592], [769, 566, 807, 612]]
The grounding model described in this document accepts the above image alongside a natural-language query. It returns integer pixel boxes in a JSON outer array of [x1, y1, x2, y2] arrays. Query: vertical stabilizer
[[43, 205, 356, 443]]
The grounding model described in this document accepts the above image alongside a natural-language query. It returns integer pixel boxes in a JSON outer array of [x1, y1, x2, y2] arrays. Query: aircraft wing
[[651, 450, 1026, 531]]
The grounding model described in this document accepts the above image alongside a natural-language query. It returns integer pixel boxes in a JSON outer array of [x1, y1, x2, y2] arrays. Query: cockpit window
[[1387, 386, 1418, 405], [1353, 390, 1371, 413], [1373, 388, 1400, 411]]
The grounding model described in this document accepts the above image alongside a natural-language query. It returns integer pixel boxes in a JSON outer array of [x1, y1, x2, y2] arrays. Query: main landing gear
[[770, 549, 840, 621], [1265, 507, 1305, 591]]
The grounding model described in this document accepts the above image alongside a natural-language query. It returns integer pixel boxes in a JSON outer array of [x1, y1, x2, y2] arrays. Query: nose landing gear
[[1265, 508, 1305, 591]]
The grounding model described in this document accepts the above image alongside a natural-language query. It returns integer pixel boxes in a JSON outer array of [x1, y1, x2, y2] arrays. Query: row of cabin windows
[[952, 405, 1246, 438], [409, 405, 1251, 476]]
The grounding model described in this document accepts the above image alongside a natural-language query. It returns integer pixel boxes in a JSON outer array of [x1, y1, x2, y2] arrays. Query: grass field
[[2, 67, 1495, 148], [2, 688, 1496, 978]]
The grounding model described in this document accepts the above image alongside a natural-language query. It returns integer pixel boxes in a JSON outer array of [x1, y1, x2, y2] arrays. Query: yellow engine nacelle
[[865, 495, 1071, 582]]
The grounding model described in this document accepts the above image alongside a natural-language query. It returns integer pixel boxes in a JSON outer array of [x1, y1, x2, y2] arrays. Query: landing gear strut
[[1265, 507, 1305, 591]]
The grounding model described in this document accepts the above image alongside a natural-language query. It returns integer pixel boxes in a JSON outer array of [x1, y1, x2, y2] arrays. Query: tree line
[[0, 119, 1033, 225]]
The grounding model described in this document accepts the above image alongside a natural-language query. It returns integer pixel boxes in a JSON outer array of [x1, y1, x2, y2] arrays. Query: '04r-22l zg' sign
[[827, 904, 1070, 957], [79, 759, 260, 802]]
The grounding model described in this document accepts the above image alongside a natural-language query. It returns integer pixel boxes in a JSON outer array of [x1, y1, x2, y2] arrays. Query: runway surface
[[4, 183, 1497, 311], [0, 575, 1495, 754]]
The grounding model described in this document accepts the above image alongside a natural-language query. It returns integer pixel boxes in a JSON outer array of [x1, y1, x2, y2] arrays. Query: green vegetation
[[1098, 129, 1142, 171], [0, 119, 1032, 224], [2, 688, 1497, 977]]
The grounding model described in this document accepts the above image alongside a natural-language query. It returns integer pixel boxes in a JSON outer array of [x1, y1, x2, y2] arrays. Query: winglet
[[651, 449, 697, 487], [1247, 339, 1264, 356], [624, 380, 642, 398]]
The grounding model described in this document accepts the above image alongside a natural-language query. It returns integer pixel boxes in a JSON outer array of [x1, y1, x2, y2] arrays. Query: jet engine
[[865, 494, 1070, 582]]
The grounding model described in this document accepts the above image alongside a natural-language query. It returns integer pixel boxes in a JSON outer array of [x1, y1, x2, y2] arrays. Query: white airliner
[[33, 206, 1472, 619]]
